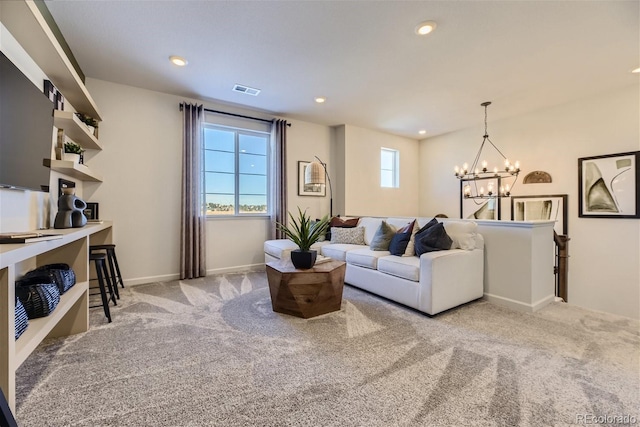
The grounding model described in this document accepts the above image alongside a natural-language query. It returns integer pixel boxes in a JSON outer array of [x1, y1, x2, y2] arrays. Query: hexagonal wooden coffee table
[[265, 259, 346, 319]]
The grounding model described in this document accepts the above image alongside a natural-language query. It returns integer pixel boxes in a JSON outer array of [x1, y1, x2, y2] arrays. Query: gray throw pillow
[[414, 222, 452, 256], [369, 221, 396, 251], [331, 226, 365, 245]]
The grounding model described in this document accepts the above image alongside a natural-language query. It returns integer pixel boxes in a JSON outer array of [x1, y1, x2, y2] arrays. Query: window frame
[[202, 123, 271, 218], [380, 147, 399, 188]]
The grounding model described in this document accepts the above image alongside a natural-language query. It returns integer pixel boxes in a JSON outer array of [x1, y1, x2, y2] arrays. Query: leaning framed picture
[[298, 161, 325, 197], [84, 202, 99, 220], [578, 151, 639, 218], [511, 194, 568, 235], [460, 177, 501, 220]]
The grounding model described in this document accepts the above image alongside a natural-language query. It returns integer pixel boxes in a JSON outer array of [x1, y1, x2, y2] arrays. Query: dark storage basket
[[16, 276, 61, 319], [15, 297, 29, 339], [24, 263, 76, 294]]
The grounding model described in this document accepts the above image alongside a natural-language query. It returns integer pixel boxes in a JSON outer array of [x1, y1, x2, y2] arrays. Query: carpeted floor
[[14, 272, 639, 426]]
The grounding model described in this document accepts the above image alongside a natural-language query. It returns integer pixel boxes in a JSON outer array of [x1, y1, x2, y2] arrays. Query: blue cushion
[[414, 222, 452, 256], [389, 221, 414, 256]]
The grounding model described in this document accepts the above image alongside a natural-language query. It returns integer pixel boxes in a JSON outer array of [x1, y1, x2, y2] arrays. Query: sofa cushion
[[377, 255, 420, 282], [369, 220, 396, 251], [389, 220, 415, 256], [346, 248, 390, 269], [403, 220, 420, 257], [326, 216, 359, 240], [415, 222, 452, 256], [442, 220, 478, 250], [417, 217, 438, 234], [321, 243, 364, 261], [331, 226, 365, 245], [357, 217, 384, 245]]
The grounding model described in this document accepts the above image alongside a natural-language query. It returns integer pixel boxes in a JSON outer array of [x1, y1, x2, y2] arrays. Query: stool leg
[[95, 260, 112, 323], [110, 249, 125, 289], [106, 249, 120, 299]]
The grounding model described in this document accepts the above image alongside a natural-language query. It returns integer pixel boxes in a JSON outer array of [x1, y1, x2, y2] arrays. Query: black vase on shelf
[[290, 249, 317, 269], [54, 188, 87, 229]]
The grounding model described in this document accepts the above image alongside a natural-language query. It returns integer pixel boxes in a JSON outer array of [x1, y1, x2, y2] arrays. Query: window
[[380, 147, 399, 188], [203, 124, 269, 216]]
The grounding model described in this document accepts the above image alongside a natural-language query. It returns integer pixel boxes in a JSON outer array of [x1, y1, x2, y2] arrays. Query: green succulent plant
[[277, 207, 330, 251], [64, 141, 84, 154]]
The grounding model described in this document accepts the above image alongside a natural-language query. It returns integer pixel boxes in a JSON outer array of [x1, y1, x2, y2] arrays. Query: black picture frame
[[578, 151, 639, 218], [84, 202, 99, 220], [511, 194, 568, 235], [58, 178, 75, 197], [298, 161, 325, 197], [460, 177, 501, 220]]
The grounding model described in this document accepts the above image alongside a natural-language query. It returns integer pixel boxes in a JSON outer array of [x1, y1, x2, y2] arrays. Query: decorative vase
[[54, 189, 87, 229], [290, 249, 317, 269], [63, 153, 80, 164]]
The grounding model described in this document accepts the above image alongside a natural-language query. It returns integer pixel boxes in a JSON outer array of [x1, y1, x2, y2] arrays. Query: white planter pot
[[63, 153, 80, 164]]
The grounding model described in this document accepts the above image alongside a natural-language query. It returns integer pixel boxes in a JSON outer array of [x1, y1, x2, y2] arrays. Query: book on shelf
[[0, 232, 63, 244]]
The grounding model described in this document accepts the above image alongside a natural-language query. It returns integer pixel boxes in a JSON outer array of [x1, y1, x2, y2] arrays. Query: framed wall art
[[511, 194, 568, 235], [297, 161, 325, 197], [84, 202, 99, 220], [460, 177, 501, 220], [58, 178, 75, 197], [578, 151, 639, 219]]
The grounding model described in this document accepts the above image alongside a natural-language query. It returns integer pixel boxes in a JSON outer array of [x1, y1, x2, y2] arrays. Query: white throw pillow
[[442, 221, 478, 250]]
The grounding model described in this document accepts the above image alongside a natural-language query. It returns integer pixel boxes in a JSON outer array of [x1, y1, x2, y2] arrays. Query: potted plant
[[63, 141, 84, 164], [277, 207, 330, 269]]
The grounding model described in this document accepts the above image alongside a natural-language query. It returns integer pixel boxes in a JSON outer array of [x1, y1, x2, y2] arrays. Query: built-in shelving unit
[[0, 1, 102, 120], [53, 110, 102, 150], [43, 159, 103, 182]]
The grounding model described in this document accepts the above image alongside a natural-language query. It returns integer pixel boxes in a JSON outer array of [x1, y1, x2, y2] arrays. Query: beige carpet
[[15, 271, 640, 426]]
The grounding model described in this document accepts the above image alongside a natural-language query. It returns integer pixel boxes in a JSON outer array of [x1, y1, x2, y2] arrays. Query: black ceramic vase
[[290, 249, 317, 269]]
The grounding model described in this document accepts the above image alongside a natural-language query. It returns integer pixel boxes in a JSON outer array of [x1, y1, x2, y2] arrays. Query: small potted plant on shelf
[[75, 113, 99, 136], [63, 141, 84, 164], [277, 207, 330, 269]]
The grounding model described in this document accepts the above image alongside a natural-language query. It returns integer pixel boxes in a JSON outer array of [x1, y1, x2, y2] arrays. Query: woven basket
[[25, 263, 76, 294], [16, 276, 61, 319], [15, 297, 29, 339]]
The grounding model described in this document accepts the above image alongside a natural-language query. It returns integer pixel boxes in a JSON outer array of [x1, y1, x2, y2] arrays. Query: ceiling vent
[[233, 84, 260, 96]]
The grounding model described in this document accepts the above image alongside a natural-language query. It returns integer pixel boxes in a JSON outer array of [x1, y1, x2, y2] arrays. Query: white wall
[[419, 85, 640, 319], [85, 78, 334, 283], [337, 124, 420, 217]]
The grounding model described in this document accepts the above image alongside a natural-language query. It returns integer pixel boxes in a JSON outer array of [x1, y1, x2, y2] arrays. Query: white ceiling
[[44, 0, 639, 139]]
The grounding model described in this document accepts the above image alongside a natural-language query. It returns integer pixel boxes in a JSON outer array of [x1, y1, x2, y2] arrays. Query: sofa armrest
[[418, 248, 484, 315]]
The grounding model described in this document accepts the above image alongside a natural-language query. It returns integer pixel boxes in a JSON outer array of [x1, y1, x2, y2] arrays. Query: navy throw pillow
[[389, 225, 413, 256], [414, 222, 453, 256], [416, 218, 438, 235]]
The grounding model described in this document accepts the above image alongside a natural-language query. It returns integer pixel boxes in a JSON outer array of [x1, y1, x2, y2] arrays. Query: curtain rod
[[179, 103, 291, 127]]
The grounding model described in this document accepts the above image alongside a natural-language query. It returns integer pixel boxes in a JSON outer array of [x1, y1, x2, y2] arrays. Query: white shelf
[[15, 281, 88, 366], [53, 111, 102, 150], [43, 159, 103, 182], [0, 1, 102, 120]]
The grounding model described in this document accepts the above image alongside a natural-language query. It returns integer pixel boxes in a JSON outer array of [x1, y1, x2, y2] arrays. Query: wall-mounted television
[[0, 51, 55, 192]]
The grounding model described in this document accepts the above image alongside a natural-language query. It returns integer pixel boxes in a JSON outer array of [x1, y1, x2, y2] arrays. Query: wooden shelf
[[0, 1, 102, 120], [53, 111, 102, 150], [15, 281, 88, 366], [43, 159, 103, 182]]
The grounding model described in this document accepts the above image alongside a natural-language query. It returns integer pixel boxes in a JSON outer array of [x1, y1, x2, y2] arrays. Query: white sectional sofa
[[264, 217, 484, 315]]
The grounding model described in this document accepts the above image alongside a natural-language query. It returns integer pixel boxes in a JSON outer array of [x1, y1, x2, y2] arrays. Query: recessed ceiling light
[[315, 97, 326, 104], [415, 21, 437, 36], [169, 55, 188, 66], [418, 130, 427, 135], [632, 67, 640, 73]]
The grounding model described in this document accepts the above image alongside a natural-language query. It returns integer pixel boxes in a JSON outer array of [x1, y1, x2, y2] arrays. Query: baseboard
[[125, 273, 181, 287], [206, 263, 265, 275], [483, 292, 555, 313], [124, 264, 266, 287]]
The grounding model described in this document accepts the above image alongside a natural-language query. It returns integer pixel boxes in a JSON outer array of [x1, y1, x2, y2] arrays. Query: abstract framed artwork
[[460, 177, 501, 220], [511, 194, 568, 235], [578, 151, 639, 218], [297, 161, 325, 197], [84, 202, 99, 220]]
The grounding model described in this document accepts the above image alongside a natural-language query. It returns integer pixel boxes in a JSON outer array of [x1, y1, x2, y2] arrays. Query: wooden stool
[[90, 244, 124, 300], [89, 253, 114, 322]]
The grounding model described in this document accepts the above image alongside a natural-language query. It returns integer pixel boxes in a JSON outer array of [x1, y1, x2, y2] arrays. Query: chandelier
[[455, 101, 520, 198]]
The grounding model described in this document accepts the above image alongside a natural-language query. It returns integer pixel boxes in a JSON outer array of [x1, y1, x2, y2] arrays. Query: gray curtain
[[180, 103, 206, 279], [270, 119, 288, 239]]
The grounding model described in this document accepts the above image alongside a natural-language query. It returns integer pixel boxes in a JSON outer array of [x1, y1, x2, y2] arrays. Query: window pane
[[205, 194, 234, 215], [381, 150, 394, 169], [205, 150, 234, 173], [239, 195, 267, 214], [205, 172, 235, 194], [381, 170, 394, 187], [239, 153, 266, 175], [204, 128, 234, 152], [239, 134, 267, 155], [239, 174, 267, 195]]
